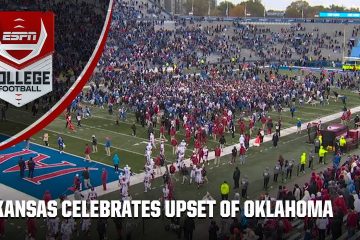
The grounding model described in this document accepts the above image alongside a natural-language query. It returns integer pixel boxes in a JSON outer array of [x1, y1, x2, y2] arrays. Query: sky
[[226, 0, 360, 10]]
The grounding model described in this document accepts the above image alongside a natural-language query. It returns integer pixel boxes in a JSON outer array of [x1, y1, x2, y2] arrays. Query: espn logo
[[2, 32, 37, 41], [0, 12, 54, 107]]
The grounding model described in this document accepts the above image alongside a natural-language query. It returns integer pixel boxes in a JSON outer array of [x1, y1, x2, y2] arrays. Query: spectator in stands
[[346, 208, 358, 238], [208, 220, 219, 240], [26, 218, 37, 240], [183, 216, 195, 240], [316, 216, 328, 240], [330, 209, 344, 239]]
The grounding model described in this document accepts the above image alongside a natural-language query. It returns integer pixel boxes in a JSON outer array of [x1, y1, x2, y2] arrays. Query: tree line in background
[[183, 0, 360, 18]]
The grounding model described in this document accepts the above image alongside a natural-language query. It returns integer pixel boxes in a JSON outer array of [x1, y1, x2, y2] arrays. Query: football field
[[0, 72, 360, 238], [1, 88, 359, 175], [0, 89, 360, 239]]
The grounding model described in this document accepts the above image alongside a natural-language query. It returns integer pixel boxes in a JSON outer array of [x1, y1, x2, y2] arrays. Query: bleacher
[[121, 0, 171, 19], [278, 213, 360, 240]]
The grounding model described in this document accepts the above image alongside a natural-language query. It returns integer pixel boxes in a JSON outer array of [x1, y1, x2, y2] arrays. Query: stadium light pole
[[225, 0, 229, 17], [343, 25, 346, 62], [301, 0, 305, 19], [244, 2, 247, 19], [208, 0, 211, 16]]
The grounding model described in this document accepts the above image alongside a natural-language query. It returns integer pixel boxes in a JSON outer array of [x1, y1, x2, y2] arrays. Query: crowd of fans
[[79, 1, 360, 239], [2, 0, 360, 239], [82, 2, 360, 153], [208, 153, 360, 240]]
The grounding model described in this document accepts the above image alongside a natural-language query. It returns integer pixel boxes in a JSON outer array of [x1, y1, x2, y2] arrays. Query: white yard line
[[2, 106, 360, 202], [53, 118, 194, 153], [43, 128, 146, 157]]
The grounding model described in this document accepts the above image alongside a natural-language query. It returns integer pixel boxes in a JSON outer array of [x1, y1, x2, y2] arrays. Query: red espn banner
[[0, 1, 114, 149], [0, 11, 54, 69]]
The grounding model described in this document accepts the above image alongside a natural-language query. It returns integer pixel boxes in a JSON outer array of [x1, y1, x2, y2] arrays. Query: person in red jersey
[[43, 190, 52, 206], [194, 138, 201, 151], [221, 115, 228, 132], [238, 119, 246, 135], [170, 127, 176, 140], [27, 218, 37, 240], [191, 151, 199, 165], [254, 134, 261, 147], [198, 146, 204, 163], [171, 138, 178, 155], [65, 114, 75, 131], [249, 119, 254, 136], [346, 208, 358, 238], [159, 124, 166, 140], [169, 163, 178, 182], [334, 194, 348, 215], [218, 123, 224, 137], [73, 174, 81, 191], [84, 143, 92, 162], [101, 168, 108, 191], [239, 144, 247, 165], [175, 117, 180, 131], [185, 127, 191, 144], [260, 115, 267, 133], [212, 124, 218, 141], [267, 116, 273, 135], [214, 145, 221, 166], [155, 155, 162, 175], [203, 146, 209, 165]]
